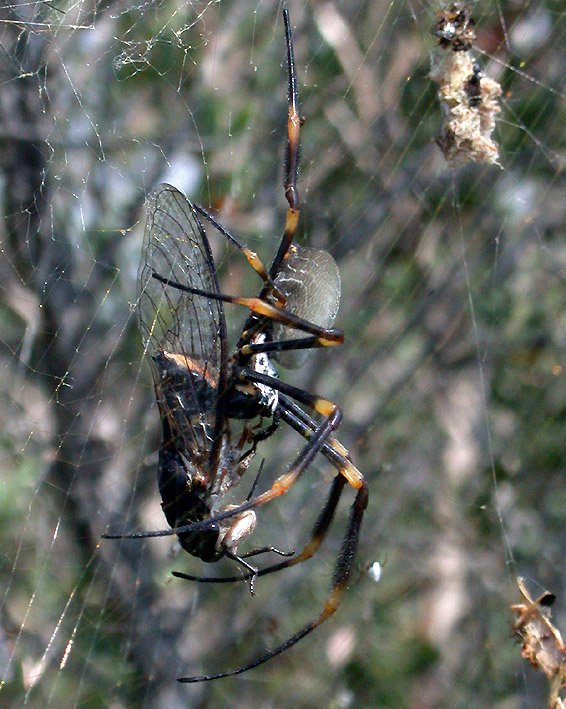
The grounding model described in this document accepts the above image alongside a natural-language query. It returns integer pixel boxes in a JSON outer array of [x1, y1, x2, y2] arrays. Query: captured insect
[[103, 9, 368, 683], [466, 62, 482, 107]]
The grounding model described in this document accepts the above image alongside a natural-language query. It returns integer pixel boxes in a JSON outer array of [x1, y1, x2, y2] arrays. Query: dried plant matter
[[512, 577, 566, 709], [430, 4, 502, 166]]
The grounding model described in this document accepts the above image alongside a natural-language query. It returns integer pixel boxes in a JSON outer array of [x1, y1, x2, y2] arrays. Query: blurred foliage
[[0, 0, 564, 707]]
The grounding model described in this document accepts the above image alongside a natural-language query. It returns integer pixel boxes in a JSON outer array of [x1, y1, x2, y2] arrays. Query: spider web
[[0, 0, 564, 705]]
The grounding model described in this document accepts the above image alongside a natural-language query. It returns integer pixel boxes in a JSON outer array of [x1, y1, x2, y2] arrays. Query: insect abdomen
[[157, 445, 221, 562]]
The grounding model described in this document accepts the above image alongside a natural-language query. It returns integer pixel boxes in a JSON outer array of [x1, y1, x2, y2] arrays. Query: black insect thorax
[[152, 350, 217, 419]]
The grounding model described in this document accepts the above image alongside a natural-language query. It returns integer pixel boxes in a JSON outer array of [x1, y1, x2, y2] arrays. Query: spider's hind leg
[[178, 478, 369, 682], [172, 473, 346, 585]]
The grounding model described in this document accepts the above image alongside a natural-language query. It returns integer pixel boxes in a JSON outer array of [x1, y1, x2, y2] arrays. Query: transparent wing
[[273, 246, 341, 369], [138, 184, 227, 482]]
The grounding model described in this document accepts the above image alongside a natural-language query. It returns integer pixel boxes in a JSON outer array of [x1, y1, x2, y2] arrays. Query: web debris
[[430, 3, 502, 166], [511, 577, 566, 709]]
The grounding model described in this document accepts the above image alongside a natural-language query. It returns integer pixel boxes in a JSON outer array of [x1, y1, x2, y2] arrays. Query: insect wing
[[138, 184, 228, 483], [273, 246, 341, 369]]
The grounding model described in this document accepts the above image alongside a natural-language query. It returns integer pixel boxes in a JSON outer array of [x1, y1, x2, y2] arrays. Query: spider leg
[[244, 458, 265, 501], [102, 387, 362, 544], [103, 384, 354, 542], [179, 544, 294, 590], [237, 368, 360, 481], [151, 272, 343, 346], [250, 414, 280, 448], [269, 8, 301, 280], [172, 393, 359, 585], [172, 474, 346, 584], [278, 394, 354, 471], [241, 335, 338, 357], [239, 366, 335, 416], [239, 409, 281, 464], [178, 479, 369, 682], [237, 366, 365, 491], [191, 203, 285, 302]]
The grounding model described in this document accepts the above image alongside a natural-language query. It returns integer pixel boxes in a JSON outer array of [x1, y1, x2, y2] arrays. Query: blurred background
[[0, 0, 564, 706]]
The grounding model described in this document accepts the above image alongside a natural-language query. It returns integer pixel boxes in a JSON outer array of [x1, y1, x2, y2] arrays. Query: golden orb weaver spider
[[103, 9, 368, 683]]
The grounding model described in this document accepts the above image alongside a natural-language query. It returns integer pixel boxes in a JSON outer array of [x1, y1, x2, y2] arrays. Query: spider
[[103, 9, 368, 683]]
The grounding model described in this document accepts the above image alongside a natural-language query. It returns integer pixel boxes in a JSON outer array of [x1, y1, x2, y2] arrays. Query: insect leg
[[223, 549, 258, 595], [239, 546, 294, 559]]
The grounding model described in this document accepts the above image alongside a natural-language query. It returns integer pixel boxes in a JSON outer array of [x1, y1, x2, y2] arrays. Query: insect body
[[104, 9, 368, 683], [139, 189, 257, 566], [466, 62, 482, 107]]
